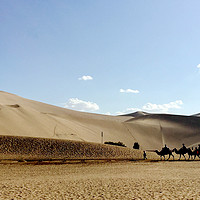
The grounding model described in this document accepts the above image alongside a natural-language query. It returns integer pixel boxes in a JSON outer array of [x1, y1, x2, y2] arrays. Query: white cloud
[[115, 111, 127, 115], [197, 64, 200, 69], [78, 75, 93, 81], [64, 98, 99, 112], [142, 100, 183, 113], [115, 100, 183, 115], [104, 112, 112, 115], [120, 89, 139, 93]]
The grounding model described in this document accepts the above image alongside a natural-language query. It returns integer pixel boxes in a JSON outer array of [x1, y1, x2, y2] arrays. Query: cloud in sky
[[142, 100, 183, 112], [78, 75, 93, 81], [197, 64, 200, 69], [116, 100, 183, 115], [120, 89, 139, 93], [104, 112, 111, 115], [64, 98, 99, 112]]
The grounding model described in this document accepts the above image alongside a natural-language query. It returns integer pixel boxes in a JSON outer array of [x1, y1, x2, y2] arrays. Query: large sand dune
[[0, 91, 200, 150]]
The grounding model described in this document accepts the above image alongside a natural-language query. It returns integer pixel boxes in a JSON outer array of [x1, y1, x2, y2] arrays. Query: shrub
[[104, 141, 126, 147], [133, 142, 140, 149]]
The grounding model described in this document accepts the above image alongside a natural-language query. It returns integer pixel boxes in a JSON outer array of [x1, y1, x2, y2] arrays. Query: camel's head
[[154, 150, 159, 153], [172, 148, 177, 152]]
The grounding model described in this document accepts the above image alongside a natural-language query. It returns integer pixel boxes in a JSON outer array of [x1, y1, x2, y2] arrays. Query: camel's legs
[[179, 154, 181, 160], [183, 154, 186, 160]]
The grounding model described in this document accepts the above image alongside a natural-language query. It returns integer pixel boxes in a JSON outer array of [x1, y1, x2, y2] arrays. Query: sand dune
[[0, 135, 159, 161], [0, 91, 200, 150], [125, 114, 200, 150], [192, 113, 200, 117], [122, 111, 149, 118]]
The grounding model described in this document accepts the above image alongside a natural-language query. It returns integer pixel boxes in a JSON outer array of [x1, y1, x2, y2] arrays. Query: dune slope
[[0, 91, 200, 150]]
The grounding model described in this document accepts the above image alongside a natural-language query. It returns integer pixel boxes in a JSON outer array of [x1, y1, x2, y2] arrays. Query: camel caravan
[[154, 144, 200, 160]]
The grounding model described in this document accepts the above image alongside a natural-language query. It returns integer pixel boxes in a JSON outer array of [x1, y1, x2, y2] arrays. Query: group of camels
[[154, 144, 200, 160]]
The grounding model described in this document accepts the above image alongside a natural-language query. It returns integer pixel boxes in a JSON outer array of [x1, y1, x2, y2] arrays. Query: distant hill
[[127, 113, 200, 128], [191, 113, 200, 117], [121, 111, 149, 118], [125, 113, 200, 149]]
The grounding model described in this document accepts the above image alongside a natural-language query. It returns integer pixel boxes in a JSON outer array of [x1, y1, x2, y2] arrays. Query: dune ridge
[[0, 91, 200, 152]]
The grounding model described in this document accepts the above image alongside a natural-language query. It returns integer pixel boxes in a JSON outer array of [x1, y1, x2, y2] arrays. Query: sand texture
[[1, 91, 200, 150], [0, 161, 200, 199], [0, 135, 159, 161]]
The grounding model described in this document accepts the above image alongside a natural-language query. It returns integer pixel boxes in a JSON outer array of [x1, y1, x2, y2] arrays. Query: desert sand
[[0, 91, 200, 199], [0, 161, 200, 199], [0, 135, 159, 161], [1, 91, 200, 151]]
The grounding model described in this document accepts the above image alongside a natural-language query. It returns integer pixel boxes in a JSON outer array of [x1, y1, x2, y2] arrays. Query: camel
[[187, 147, 200, 160], [172, 147, 188, 160], [187, 148, 195, 160], [155, 148, 174, 160]]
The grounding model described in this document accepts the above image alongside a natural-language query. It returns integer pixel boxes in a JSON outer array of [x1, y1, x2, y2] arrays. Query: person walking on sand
[[143, 151, 147, 160]]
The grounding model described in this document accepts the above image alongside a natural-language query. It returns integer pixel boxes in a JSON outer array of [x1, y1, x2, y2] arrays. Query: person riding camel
[[198, 144, 200, 151], [181, 144, 187, 151], [194, 147, 198, 155], [162, 144, 169, 152], [197, 144, 200, 157]]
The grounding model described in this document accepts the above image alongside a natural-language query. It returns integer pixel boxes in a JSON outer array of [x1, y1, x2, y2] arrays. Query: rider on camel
[[181, 143, 187, 151], [162, 144, 169, 152], [197, 144, 200, 157]]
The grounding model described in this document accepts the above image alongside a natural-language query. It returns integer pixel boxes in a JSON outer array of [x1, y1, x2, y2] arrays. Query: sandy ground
[[0, 161, 200, 199]]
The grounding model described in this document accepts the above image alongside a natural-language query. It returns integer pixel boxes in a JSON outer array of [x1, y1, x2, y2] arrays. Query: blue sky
[[1, 0, 200, 115]]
